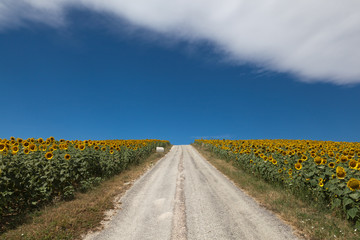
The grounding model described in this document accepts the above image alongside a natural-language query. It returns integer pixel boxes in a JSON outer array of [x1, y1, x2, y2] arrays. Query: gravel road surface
[[84, 145, 299, 240]]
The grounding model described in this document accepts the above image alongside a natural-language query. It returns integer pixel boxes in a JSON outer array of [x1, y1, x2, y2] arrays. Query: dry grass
[[0, 147, 171, 240], [193, 144, 359, 240]]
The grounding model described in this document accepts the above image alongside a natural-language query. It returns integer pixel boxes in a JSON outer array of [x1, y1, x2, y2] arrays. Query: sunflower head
[[79, 145, 85, 151], [0, 143, 6, 152], [328, 162, 335, 168], [23, 141, 30, 148], [347, 178, 360, 191], [11, 146, 19, 154], [29, 144, 37, 151], [336, 166, 346, 179], [349, 160, 358, 169], [328, 151, 335, 157], [295, 163, 302, 170], [110, 150, 114, 155], [45, 152, 54, 160], [24, 148, 30, 154], [340, 155, 348, 163], [314, 156, 323, 165], [64, 154, 71, 160]]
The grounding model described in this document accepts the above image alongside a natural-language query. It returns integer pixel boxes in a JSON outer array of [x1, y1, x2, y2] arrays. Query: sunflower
[[64, 154, 71, 160], [23, 141, 30, 148], [24, 148, 30, 154], [301, 155, 308, 161], [110, 150, 114, 155], [94, 146, 100, 151], [349, 160, 358, 169], [298, 159, 304, 164], [278, 169, 282, 173], [45, 152, 54, 160], [272, 160, 277, 165], [328, 151, 335, 157], [340, 155, 348, 163], [101, 146, 106, 151], [319, 182, 324, 187], [328, 162, 335, 168], [60, 144, 68, 150], [11, 146, 19, 154], [347, 178, 360, 191], [314, 156, 322, 165], [336, 166, 346, 179], [0, 143, 6, 152], [288, 169, 293, 175], [295, 163, 302, 170], [79, 145, 86, 151], [249, 159, 253, 164], [29, 144, 37, 152]]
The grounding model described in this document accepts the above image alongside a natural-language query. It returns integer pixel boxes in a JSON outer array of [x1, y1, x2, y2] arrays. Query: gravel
[[84, 145, 300, 240]]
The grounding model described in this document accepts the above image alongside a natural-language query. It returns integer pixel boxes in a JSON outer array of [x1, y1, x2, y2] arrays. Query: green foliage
[[0, 138, 170, 232], [195, 139, 360, 228]]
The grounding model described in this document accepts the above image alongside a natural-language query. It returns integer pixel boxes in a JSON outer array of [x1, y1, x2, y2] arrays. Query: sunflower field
[[194, 139, 360, 227], [0, 137, 169, 228]]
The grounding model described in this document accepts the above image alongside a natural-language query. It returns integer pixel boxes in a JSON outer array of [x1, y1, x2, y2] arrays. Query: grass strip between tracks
[[1, 146, 171, 240], [193, 144, 359, 240]]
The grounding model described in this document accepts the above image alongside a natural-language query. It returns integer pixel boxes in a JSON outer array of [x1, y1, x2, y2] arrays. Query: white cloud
[[1, 0, 360, 84]]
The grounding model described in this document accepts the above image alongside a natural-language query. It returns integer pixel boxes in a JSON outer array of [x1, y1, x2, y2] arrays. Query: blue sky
[[1, 4, 360, 145]]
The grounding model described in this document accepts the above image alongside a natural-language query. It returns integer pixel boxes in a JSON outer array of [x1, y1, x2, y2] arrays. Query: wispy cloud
[[1, 0, 360, 84]]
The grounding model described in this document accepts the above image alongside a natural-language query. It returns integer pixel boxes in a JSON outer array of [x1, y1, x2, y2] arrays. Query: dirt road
[[84, 145, 299, 240]]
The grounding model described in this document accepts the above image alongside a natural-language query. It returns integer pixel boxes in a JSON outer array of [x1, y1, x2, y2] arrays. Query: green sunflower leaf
[[349, 192, 360, 200], [347, 208, 358, 219]]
